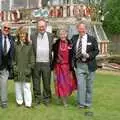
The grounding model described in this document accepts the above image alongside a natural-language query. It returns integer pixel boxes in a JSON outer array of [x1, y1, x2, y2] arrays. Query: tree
[[103, 0, 120, 34]]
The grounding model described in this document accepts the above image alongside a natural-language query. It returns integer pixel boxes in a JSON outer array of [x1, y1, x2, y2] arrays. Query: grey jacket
[[31, 32, 53, 68]]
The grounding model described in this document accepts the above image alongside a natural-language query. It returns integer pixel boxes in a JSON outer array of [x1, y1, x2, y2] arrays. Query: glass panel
[[96, 24, 105, 40], [88, 25, 96, 37]]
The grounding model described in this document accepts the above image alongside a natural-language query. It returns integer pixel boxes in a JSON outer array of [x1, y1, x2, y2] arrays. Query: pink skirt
[[54, 63, 77, 97]]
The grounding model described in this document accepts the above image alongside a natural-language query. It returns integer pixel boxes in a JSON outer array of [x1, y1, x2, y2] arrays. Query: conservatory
[[0, 0, 109, 56]]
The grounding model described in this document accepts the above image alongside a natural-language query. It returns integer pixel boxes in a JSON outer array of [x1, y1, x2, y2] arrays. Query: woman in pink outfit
[[52, 29, 77, 107]]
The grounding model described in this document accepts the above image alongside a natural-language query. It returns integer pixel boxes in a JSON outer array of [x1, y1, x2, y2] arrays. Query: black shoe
[[84, 105, 91, 109], [1, 104, 8, 109]]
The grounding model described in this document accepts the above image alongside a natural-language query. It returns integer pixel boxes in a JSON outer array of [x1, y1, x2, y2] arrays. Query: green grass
[[0, 73, 120, 120]]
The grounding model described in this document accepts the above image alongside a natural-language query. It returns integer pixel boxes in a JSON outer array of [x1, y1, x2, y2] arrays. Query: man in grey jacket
[[71, 23, 99, 108], [31, 19, 53, 106]]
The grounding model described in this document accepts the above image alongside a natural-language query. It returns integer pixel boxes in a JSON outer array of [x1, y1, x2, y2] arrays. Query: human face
[[19, 32, 26, 41], [2, 26, 11, 36], [77, 24, 87, 37], [38, 20, 47, 33], [59, 30, 67, 41]]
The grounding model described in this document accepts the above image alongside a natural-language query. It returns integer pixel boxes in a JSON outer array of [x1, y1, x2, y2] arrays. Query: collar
[[82, 34, 87, 40], [79, 34, 87, 40], [38, 31, 46, 35]]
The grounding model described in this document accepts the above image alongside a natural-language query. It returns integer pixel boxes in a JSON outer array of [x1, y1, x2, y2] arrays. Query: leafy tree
[[103, 0, 120, 34]]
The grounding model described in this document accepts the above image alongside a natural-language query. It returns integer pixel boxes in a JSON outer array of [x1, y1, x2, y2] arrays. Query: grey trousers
[[32, 62, 51, 102], [0, 69, 9, 105], [75, 63, 95, 107]]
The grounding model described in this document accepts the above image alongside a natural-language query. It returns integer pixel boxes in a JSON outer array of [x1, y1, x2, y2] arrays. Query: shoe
[[84, 105, 91, 109], [84, 111, 93, 116], [1, 104, 8, 109], [16, 103, 23, 107], [79, 105, 85, 108]]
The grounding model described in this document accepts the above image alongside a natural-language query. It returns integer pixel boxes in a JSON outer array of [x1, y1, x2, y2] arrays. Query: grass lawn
[[0, 72, 120, 120]]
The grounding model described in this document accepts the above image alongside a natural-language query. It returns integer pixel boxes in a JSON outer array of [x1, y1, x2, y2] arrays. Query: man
[[71, 23, 99, 108], [31, 19, 53, 105], [0, 22, 14, 108]]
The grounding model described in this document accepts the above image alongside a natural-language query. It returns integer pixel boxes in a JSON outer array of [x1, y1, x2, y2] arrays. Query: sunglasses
[[4, 26, 10, 30]]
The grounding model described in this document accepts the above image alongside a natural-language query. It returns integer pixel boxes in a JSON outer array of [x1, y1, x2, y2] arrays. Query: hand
[[25, 69, 31, 76], [82, 53, 89, 58], [86, 53, 89, 58], [14, 66, 18, 76]]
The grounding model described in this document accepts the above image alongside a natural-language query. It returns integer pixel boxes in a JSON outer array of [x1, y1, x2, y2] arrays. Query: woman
[[14, 26, 35, 108], [52, 29, 76, 107]]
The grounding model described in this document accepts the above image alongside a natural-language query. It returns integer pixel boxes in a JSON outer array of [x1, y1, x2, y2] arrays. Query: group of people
[[0, 18, 99, 109]]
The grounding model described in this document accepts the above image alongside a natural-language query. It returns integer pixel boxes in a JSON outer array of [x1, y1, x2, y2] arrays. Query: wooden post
[[70, 4, 74, 17], [63, 5, 67, 17]]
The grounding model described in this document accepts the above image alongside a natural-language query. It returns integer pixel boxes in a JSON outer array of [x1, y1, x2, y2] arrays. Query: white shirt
[[2, 35, 10, 54], [76, 34, 88, 61], [76, 34, 87, 55], [36, 32, 49, 62]]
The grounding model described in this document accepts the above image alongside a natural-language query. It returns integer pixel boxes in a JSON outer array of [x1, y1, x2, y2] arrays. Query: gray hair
[[77, 21, 90, 30], [58, 28, 68, 35], [37, 18, 47, 27]]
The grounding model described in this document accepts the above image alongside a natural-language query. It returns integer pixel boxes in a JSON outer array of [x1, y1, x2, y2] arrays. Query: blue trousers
[[75, 63, 95, 107]]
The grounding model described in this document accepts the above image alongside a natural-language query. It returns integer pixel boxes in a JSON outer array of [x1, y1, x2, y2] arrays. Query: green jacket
[[14, 42, 35, 82]]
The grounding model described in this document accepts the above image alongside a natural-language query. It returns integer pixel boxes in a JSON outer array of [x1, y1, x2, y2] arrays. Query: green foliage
[[103, 0, 120, 34]]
